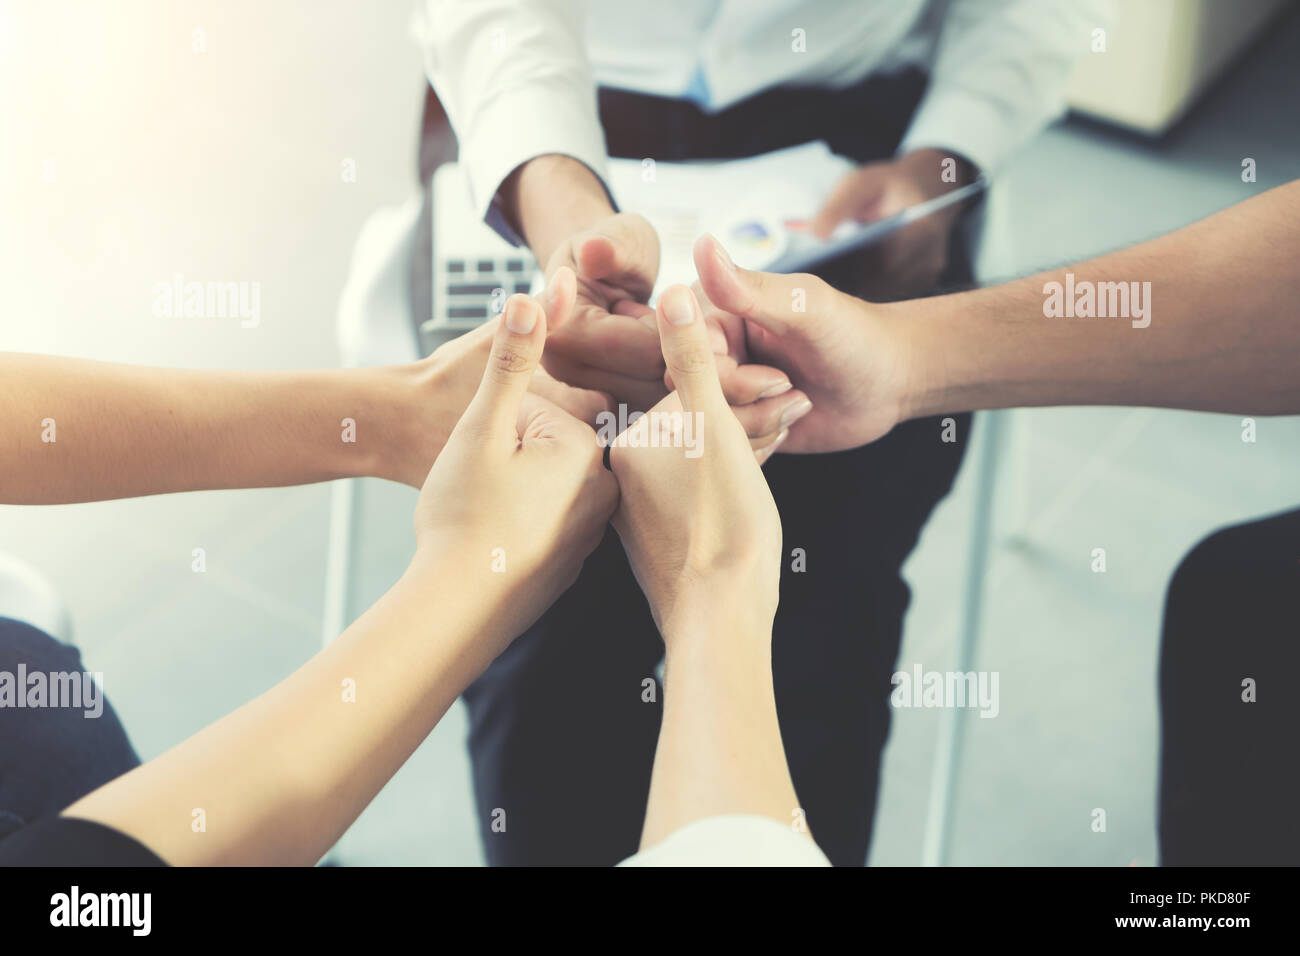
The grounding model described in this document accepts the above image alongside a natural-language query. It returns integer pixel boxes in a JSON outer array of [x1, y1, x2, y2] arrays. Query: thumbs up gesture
[[609, 285, 783, 647], [413, 282, 619, 654]]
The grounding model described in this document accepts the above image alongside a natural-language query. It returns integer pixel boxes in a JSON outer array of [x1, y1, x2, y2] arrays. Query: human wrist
[[661, 591, 777, 705], [890, 281, 1050, 422], [398, 548, 513, 664], [886, 294, 967, 424], [660, 578, 776, 659], [291, 367, 398, 484], [358, 363, 450, 487], [500, 154, 615, 265], [331, 552, 502, 700]]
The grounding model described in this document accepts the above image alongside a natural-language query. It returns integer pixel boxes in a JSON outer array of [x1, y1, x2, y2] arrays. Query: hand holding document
[[605, 141, 985, 295]]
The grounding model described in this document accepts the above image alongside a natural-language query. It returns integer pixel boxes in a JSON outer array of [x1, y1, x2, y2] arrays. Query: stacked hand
[[536, 211, 669, 412], [407, 222, 917, 655], [531, 208, 816, 454], [689, 233, 912, 453], [413, 291, 619, 651], [380, 267, 611, 489], [609, 285, 784, 642], [411, 278, 795, 657]]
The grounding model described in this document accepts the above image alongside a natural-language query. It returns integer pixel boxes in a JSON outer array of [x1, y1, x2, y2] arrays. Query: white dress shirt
[[414, 0, 1111, 243]]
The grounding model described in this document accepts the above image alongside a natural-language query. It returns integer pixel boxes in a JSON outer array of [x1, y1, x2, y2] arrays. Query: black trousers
[[0, 618, 140, 842], [1158, 507, 1300, 865], [416, 71, 973, 866]]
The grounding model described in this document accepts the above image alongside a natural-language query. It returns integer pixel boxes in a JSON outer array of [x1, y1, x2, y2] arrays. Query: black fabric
[[414, 72, 973, 866], [596, 70, 928, 167], [1158, 507, 1300, 866], [0, 618, 141, 841], [0, 816, 165, 867]]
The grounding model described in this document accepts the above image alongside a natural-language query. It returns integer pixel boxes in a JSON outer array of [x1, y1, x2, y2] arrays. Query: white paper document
[[606, 141, 985, 296]]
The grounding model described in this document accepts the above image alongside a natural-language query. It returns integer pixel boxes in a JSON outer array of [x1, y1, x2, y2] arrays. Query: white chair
[[322, 196, 424, 648], [0, 550, 73, 644]]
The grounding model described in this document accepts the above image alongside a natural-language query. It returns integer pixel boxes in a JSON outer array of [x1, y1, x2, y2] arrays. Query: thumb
[[576, 229, 655, 301], [539, 265, 577, 332], [655, 284, 726, 414], [463, 294, 546, 438], [694, 233, 832, 338]]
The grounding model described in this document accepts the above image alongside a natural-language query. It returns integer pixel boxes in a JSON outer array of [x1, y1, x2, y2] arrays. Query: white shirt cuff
[[617, 815, 832, 867], [898, 85, 1058, 177], [460, 88, 612, 247]]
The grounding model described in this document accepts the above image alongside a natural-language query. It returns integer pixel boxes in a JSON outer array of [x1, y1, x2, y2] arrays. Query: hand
[[538, 211, 669, 412], [668, 282, 815, 459], [500, 156, 666, 411], [381, 268, 611, 488], [501, 154, 803, 451], [414, 293, 619, 650], [811, 148, 976, 300], [661, 281, 815, 459], [543, 212, 807, 456], [693, 233, 909, 453], [609, 285, 782, 645]]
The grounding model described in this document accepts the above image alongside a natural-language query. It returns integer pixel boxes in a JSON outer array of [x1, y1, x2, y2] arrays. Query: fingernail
[[780, 398, 813, 429], [758, 380, 792, 399], [758, 428, 789, 463], [505, 296, 537, 334], [712, 238, 735, 271], [663, 286, 695, 326], [542, 266, 570, 315]]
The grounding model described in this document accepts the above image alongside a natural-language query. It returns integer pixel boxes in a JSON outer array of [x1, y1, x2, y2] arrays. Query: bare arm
[[609, 286, 807, 851], [641, 595, 801, 848], [0, 354, 414, 504], [692, 180, 1300, 455], [0, 273, 601, 504], [64, 554, 496, 865], [899, 180, 1300, 419], [62, 296, 618, 866]]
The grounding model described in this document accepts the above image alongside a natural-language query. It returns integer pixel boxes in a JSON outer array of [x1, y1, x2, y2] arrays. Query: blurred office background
[[1, 0, 1297, 865]]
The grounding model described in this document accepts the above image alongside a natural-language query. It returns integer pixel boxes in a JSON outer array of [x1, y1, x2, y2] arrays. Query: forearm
[[0, 354, 416, 504], [499, 154, 615, 266], [641, 597, 801, 849], [64, 554, 501, 866], [898, 181, 1300, 419]]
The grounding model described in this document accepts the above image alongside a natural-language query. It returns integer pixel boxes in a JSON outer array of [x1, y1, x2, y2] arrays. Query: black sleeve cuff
[[0, 817, 167, 867]]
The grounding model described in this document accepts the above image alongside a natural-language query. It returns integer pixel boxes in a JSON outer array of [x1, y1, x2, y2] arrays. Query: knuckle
[[743, 270, 768, 308], [739, 404, 782, 439], [757, 407, 785, 437], [490, 343, 535, 375], [714, 368, 741, 402], [667, 345, 714, 378]]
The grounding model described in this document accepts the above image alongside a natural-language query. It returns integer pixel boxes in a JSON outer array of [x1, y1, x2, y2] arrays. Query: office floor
[[2, 2, 1297, 866]]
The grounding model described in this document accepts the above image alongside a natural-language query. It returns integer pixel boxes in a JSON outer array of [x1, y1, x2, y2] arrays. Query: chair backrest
[[0, 551, 72, 644]]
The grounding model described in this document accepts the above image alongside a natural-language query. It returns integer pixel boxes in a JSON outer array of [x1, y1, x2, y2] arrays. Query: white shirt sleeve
[[412, 0, 611, 245], [898, 0, 1115, 176], [617, 815, 832, 867]]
